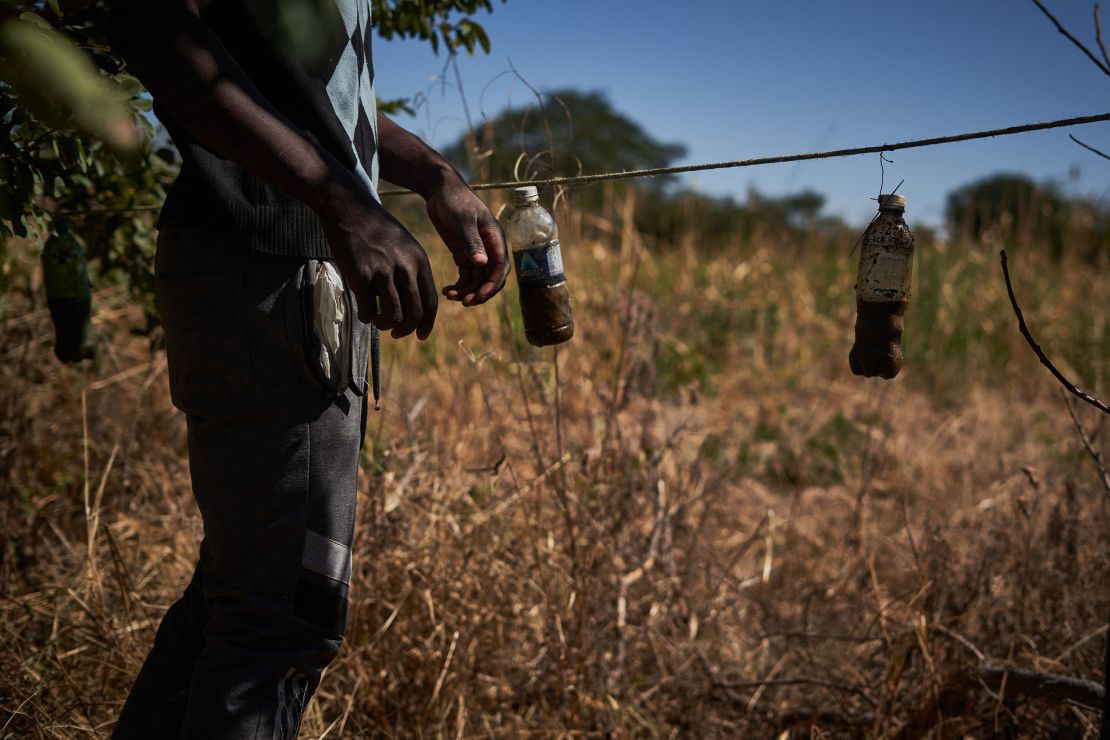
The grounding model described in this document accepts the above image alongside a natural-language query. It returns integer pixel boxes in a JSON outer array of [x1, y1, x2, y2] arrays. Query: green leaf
[[17, 12, 52, 30], [0, 18, 139, 157], [472, 23, 490, 53], [114, 73, 144, 99]]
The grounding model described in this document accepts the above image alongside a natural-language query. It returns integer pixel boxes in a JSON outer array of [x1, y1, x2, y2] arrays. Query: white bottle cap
[[513, 185, 540, 205]]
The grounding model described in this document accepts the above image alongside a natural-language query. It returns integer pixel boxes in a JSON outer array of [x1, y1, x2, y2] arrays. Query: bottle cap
[[878, 193, 906, 211], [513, 185, 540, 205]]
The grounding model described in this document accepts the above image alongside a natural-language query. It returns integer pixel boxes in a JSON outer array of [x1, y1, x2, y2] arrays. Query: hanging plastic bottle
[[41, 217, 96, 363], [504, 186, 574, 346], [849, 193, 914, 379]]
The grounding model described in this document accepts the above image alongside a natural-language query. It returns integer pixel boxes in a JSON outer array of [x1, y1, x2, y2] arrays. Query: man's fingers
[[478, 220, 507, 263], [371, 272, 401, 332], [355, 285, 379, 324], [466, 260, 511, 306], [416, 264, 438, 341], [391, 269, 422, 339], [461, 221, 509, 305], [452, 218, 488, 267], [443, 266, 483, 301]]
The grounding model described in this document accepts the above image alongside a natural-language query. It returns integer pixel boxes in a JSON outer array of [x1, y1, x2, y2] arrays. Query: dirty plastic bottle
[[849, 193, 914, 379], [41, 217, 96, 363], [505, 186, 574, 346]]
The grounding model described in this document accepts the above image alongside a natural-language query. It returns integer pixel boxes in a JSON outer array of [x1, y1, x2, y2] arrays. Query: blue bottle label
[[513, 240, 565, 288]]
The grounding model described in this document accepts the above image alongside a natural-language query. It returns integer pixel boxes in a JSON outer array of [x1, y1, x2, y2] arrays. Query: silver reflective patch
[[301, 530, 352, 586]]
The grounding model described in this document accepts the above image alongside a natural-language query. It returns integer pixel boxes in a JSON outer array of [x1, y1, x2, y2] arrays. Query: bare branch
[[933, 624, 988, 663], [1069, 133, 1110, 160], [1031, 0, 1110, 75], [975, 664, 1105, 711], [933, 624, 1106, 710], [999, 249, 1110, 415], [1096, 4, 1110, 69], [1063, 393, 1110, 496]]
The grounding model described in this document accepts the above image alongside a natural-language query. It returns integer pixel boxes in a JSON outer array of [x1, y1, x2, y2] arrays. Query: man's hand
[[425, 177, 509, 307], [317, 177, 438, 340], [374, 113, 509, 308]]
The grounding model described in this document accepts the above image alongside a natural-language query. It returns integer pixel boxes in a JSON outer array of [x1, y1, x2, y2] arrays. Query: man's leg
[[179, 379, 362, 740], [113, 542, 211, 737], [114, 227, 368, 739]]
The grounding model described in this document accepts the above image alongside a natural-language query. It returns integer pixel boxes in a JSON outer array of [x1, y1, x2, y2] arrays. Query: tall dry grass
[[1, 192, 1108, 738]]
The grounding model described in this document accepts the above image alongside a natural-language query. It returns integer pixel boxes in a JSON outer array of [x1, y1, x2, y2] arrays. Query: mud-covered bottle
[[849, 193, 914, 379], [505, 186, 574, 346], [41, 217, 96, 363]]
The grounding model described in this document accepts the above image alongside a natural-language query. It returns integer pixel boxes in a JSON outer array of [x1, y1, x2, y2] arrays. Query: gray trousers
[[114, 227, 370, 739]]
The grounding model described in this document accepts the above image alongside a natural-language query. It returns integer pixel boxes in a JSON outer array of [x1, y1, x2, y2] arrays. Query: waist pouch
[[302, 260, 380, 406]]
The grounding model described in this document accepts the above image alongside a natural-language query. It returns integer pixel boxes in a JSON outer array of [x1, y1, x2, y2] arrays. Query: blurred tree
[[946, 173, 1110, 259], [634, 186, 839, 251], [0, 0, 504, 314], [946, 173, 1065, 254], [443, 88, 687, 200], [442, 88, 848, 249]]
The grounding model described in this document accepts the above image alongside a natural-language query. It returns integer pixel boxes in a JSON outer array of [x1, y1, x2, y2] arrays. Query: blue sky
[[374, 0, 1110, 228]]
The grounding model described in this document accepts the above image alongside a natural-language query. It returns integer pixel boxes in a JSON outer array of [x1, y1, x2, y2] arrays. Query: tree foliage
[[373, 0, 500, 55], [946, 173, 1110, 259], [445, 88, 688, 191]]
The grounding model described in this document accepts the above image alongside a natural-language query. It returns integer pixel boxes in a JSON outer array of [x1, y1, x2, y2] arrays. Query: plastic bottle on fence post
[[849, 193, 914, 379], [505, 186, 574, 346], [41, 217, 96, 363]]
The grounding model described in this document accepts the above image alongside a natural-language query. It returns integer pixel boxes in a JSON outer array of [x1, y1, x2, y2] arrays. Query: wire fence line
[[382, 111, 1110, 194], [62, 111, 1110, 215]]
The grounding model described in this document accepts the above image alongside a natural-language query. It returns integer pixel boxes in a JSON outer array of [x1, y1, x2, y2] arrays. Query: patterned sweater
[[156, 0, 380, 258]]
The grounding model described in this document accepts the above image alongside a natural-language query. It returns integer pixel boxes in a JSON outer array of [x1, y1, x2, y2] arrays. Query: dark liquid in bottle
[[47, 295, 96, 363], [849, 299, 907, 379], [519, 283, 574, 346]]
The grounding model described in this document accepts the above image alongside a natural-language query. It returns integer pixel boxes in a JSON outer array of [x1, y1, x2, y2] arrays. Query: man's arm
[[108, 1, 451, 339], [375, 113, 509, 307]]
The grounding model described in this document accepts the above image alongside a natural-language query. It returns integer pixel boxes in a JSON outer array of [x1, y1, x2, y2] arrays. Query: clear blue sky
[[374, 0, 1110, 228]]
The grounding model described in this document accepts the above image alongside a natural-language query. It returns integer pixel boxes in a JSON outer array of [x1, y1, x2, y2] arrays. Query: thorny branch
[[1031, 0, 1110, 75], [999, 249, 1110, 415]]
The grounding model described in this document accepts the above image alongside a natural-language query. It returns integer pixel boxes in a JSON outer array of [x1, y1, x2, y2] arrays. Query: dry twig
[[974, 665, 1105, 711], [999, 249, 1110, 415], [1068, 133, 1110, 161], [1031, 0, 1110, 75], [1062, 393, 1110, 496], [933, 625, 1106, 711], [1095, 3, 1110, 68]]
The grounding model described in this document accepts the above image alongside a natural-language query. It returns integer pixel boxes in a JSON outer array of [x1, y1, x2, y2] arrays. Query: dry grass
[[1, 193, 1108, 738]]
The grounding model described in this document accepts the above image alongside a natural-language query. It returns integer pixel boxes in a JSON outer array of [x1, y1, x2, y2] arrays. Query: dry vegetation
[[1, 192, 1108, 738]]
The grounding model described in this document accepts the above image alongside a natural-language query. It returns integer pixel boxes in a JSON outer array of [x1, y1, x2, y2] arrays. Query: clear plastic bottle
[[504, 186, 574, 346], [849, 193, 914, 379]]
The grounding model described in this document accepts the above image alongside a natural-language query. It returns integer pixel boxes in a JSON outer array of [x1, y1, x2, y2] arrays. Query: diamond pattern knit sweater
[[156, 0, 379, 259]]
